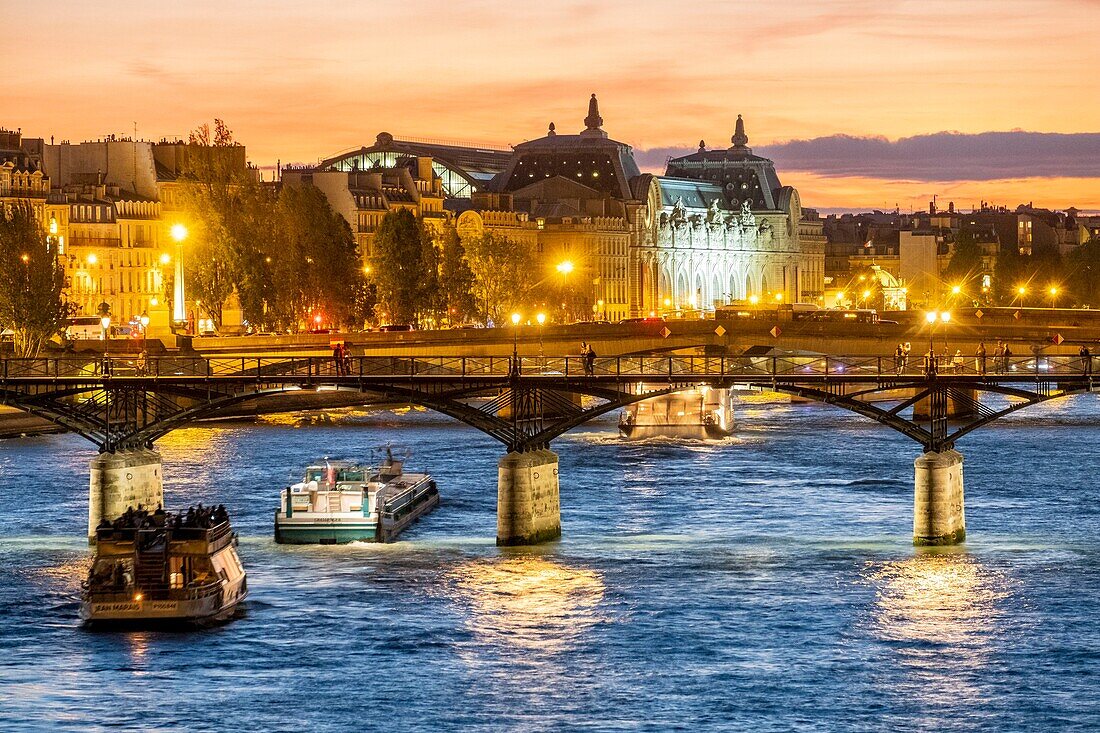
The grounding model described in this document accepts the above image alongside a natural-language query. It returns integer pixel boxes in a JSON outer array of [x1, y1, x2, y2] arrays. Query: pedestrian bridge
[[1, 353, 1094, 546]]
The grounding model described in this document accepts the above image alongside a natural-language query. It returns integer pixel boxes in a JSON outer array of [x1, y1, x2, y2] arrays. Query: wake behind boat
[[274, 450, 439, 544]]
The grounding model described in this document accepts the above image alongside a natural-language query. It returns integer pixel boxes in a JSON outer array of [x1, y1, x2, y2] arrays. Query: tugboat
[[274, 449, 439, 544], [81, 504, 247, 627], [619, 386, 734, 440]]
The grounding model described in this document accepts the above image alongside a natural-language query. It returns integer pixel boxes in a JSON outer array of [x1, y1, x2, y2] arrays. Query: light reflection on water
[[446, 555, 606, 654], [2, 396, 1100, 729], [865, 551, 1013, 718]]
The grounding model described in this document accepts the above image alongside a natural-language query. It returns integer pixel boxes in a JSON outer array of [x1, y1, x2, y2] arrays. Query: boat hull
[[619, 423, 732, 440], [80, 577, 247, 628]]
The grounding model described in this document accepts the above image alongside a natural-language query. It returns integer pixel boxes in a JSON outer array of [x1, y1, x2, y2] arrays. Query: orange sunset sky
[[6, 0, 1100, 211]]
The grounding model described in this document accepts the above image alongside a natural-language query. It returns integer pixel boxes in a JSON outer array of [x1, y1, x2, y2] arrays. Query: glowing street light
[[1049, 286, 1059, 309], [556, 260, 574, 275], [170, 224, 188, 326], [510, 312, 522, 368], [1016, 285, 1027, 307], [748, 294, 759, 305], [924, 310, 951, 374], [100, 314, 112, 366]]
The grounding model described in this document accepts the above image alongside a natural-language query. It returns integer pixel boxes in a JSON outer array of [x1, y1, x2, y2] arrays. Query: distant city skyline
[[7, 0, 1099, 209]]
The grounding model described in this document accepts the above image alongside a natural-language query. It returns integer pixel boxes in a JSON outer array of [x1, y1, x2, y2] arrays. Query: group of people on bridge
[[892, 340, 1093, 377]]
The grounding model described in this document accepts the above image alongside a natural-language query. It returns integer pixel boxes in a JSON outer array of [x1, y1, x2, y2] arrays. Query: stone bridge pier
[[87, 448, 164, 542], [913, 449, 965, 546], [496, 449, 561, 546]]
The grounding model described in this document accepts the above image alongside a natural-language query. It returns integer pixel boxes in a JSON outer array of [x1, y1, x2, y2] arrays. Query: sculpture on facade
[[706, 198, 724, 227], [739, 199, 755, 228], [670, 197, 687, 228]]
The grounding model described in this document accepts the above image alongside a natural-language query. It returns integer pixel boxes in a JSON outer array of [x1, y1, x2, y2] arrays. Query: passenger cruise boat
[[619, 386, 734, 440], [274, 451, 439, 544], [81, 505, 247, 627]]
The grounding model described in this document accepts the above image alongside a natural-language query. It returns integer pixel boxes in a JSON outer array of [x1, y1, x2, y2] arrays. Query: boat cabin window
[[306, 469, 325, 482], [339, 469, 366, 482]]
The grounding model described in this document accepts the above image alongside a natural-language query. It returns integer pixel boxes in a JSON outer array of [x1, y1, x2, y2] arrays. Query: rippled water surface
[[2, 397, 1100, 731]]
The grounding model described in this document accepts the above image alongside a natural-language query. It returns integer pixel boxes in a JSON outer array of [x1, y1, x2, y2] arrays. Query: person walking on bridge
[[975, 341, 987, 375], [1080, 345, 1092, 376], [893, 343, 904, 375]]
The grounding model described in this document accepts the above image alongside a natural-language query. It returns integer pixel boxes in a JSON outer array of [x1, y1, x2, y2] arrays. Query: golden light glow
[[536, 312, 546, 325], [941, 311, 951, 323], [774, 293, 783, 302], [159, 252, 171, 265], [20, 253, 29, 263], [170, 223, 188, 242], [511, 312, 521, 325], [1017, 285, 1027, 295], [446, 556, 605, 652], [150, 297, 159, 307], [363, 265, 371, 274], [862, 289, 871, 299], [663, 297, 671, 307], [556, 260, 574, 275], [1049, 286, 1059, 296], [748, 294, 759, 305], [951, 285, 961, 295], [866, 553, 1010, 706], [925, 311, 937, 324], [87, 253, 98, 265]]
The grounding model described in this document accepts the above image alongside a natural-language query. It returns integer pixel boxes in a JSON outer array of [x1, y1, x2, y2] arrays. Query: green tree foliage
[[944, 230, 985, 290], [1066, 241, 1100, 307], [370, 209, 426, 325], [417, 223, 443, 326], [992, 246, 1029, 305], [436, 223, 476, 324], [0, 205, 69, 356], [177, 119, 251, 329], [176, 120, 367, 331], [463, 231, 535, 326], [273, 184, 363, 329]]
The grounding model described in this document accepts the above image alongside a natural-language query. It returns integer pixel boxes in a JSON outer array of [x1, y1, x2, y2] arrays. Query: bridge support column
[[88, 448, 164, 542], [497, 449, 561, 546], [913, 449, 965, 546]]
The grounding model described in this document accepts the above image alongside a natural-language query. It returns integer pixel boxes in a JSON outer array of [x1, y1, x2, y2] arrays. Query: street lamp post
[[536, 312, 546, 365], [556, 260, 574, 321], [511, 312, 521, 374], [170, 224, 188, 331], [100, 314, 112, 375], [1016, 285, 1027, 307], [924, 310, 950, 375], [1049, 286, 1059, 309]]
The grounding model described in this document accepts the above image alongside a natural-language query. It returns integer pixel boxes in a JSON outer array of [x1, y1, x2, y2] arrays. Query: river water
[[1, 395, 1099, 731]]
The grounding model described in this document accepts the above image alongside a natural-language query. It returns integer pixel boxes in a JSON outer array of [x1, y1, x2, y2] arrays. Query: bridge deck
[[1, 354, 1094, 385]]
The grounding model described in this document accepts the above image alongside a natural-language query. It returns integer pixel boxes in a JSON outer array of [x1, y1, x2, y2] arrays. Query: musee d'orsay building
[[297, 95, 824, 320]]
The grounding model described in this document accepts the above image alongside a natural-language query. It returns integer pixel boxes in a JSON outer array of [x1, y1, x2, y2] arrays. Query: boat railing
[[379, 477, 436, 521], [97, 519, 234, 552], [85, 580, 223, 603]]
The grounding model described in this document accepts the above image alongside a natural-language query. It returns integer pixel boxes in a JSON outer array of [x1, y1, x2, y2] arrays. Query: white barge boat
[[274, 452, 439, 544], [81, 505, 247, 627]]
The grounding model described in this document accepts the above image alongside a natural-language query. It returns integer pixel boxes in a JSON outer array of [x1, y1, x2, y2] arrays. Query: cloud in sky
[[757, 131, 1100, 181], [6, 0, 1100, 207], [633, 131, 1100, 181]]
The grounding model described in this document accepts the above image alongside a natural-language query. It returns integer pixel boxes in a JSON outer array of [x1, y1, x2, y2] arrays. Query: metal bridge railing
[[0, 354, 1094, 381]]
